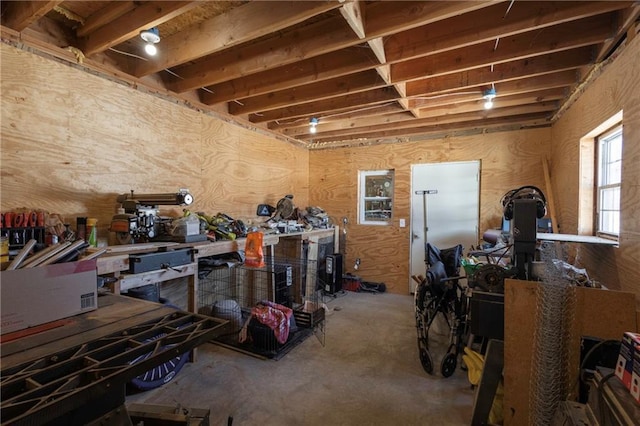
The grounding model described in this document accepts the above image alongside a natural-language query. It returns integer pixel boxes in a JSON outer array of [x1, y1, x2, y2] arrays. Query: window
[[596, 125, 622, 237], [358, 170, 394, 225]]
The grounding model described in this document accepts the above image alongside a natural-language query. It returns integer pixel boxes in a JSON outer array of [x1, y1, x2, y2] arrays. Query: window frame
[[595, 124, 623, 239], [358, 169, 394, 226]]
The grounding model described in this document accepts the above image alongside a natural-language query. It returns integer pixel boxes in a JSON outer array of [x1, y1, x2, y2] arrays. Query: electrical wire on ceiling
[[108, 47, 148, 61], [486, 1, 515, 99]]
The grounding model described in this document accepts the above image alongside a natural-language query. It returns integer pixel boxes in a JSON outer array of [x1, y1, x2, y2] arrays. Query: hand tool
[[13, 213, 25, 228], [6, 239, 37, 270]]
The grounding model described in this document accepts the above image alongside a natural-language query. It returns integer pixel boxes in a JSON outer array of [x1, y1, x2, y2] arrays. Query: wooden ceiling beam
[[305, 108, 553, 142], [308, 113, 552, 145], [167, 13, 358, 93], [269, 104, 405, 131], [364, 1, 499, 36], [392, 14, 616, 83], [231, 16, 607, 120], [201, 2, 624, 108], [133, 1, 342, 78], [168, 1, 496, 93], [77, 2, 136, 37], [340, 1, 366, 39], [293, 99, 555, 140], [1, 1, 63, 32], [385, 1, 631, 63], [415, 88, 565, 118], [249, 87, 400, 124], [80, 1, 198, 57], [229, 70, 386, 115], [283, 111, 416, 137], [409, 70, 577, 109], [595, 4, 640, 61], [200, 47, 378, 105], [405, 46, 594, 97]]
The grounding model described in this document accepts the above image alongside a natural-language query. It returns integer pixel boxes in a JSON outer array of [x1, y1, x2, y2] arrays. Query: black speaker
[[273, 264, 293, 308], [501, 185, 547, 220], [322, 254, 343, 294]]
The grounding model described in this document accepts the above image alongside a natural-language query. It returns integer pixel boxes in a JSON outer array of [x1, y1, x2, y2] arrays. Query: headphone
[[501, 185, 547, 220]]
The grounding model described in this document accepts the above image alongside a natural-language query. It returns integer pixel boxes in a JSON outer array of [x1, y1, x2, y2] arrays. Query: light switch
[[399, 218, 406, 228]]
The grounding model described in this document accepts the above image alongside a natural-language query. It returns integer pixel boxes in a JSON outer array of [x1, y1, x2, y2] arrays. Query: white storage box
[[1, 259, 97, 335]]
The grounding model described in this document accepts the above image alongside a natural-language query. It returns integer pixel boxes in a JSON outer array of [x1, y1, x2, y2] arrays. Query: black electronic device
[[501, 185, 547, 220], [129, 248, 193, 274], [510, 199, 538, 280], [273, 263, 293, 308], [256, 204, 274, 216], [322, 253, 343, 295]]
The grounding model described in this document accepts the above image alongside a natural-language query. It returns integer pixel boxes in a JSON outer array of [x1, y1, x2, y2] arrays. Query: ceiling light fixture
[[309, 117, 319, 134], [140, 27, 160, 56], [483, 87, 496, 110]]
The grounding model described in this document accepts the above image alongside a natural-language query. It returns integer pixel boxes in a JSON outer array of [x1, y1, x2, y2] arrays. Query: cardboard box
[[1, 259, 97, 335], [615, 331, 640, 389], [631, 344, 640, 403]]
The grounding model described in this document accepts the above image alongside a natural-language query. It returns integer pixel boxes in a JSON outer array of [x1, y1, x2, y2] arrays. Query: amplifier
[[322, 253, 343, 294]]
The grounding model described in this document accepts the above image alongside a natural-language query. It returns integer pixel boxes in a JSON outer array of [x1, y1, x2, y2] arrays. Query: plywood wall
[[550, 34, 640, 298], [0, 44, 309, 246], [309, 128, 552, 293]]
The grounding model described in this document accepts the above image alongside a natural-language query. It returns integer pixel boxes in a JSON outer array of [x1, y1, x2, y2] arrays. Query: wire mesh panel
[[198, 256, 325, 359]]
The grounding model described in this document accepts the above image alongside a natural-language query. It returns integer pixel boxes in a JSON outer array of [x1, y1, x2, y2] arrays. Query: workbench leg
[[188, 271, 198, 362], [108, 271, 122, 295]]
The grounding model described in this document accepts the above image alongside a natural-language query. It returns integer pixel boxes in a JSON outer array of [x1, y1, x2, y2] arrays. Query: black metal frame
[[1, 311, 226, 426]]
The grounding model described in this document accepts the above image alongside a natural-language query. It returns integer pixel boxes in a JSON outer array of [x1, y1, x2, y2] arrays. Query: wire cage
[[198, 256, 325, 359]]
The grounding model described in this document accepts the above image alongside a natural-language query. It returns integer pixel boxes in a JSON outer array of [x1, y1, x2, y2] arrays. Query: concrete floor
[[126, 291, 475, 425]]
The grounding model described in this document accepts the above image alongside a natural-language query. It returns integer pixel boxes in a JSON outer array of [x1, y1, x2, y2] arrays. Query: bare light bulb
[[484, 100, 494, 109], [309, 125, 317, 134], [145, 43, 157, 56]]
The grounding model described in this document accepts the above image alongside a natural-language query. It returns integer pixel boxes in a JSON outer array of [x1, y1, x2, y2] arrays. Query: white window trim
[[596, 124, 622, 239], [358, 170, 394, 226]]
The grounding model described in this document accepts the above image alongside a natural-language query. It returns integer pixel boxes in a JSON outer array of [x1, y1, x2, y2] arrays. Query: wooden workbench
[[93, 234, 281, 314]]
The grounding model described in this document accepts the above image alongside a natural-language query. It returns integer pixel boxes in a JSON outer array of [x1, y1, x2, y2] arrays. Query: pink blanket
[[251, 300, 293, 344]]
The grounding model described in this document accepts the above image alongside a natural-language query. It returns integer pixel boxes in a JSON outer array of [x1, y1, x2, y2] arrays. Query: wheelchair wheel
[[441, 351, 457, 378], [418, 340, 434, 375]]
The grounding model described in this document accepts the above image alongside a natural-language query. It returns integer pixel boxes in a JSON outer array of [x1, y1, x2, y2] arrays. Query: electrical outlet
[[399, 218, 406, 227]]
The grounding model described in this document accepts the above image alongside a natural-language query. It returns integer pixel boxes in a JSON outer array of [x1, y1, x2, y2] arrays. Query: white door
[[410, 161, 480, 292]]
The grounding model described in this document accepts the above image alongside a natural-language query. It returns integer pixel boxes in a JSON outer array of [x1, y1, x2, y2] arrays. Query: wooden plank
[[249, 87, 399, 124], [392, 14, 615, 83], [536, 233, 618, 245], [81, 1, 199, 56], [229, 70, 385, 115], [307, 107, 554, 142], [134, 1, 343, 77], [340, 1, 366, 39], [406, 47, 593, 97], [201, 47, 379, 105], [385, 1, 632, 63], [118, 263, 197, 291], [168, 1, 495, 93], [1, 1, 62, 32], [542, 157, 560, 234], [76, 2, 136, 37]]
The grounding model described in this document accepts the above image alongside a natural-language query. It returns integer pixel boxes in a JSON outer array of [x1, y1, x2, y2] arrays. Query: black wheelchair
[[414, 243, 470, 377]]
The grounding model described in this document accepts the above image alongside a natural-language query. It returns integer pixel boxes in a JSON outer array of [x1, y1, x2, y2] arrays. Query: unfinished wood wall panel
[[0, 44, 308, 246], [199, 118, 309, 218], [503, 279, 636, 426], [550, 35, 640, 297], [309, 128, 552, 293]]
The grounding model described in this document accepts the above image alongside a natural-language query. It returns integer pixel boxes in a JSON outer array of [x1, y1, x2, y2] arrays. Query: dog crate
[[198, 256, 325, 359]]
